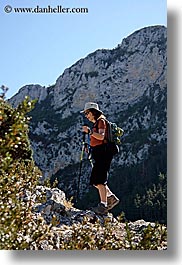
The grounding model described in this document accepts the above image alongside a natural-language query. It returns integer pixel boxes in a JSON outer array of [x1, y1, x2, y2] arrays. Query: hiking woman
[[81, 102, 119, 215]]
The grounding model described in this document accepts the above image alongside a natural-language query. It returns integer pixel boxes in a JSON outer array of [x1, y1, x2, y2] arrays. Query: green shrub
[[0, 96, 48, 249]]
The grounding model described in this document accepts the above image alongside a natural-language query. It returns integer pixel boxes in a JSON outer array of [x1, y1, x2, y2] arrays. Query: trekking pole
[[87, 142, 93, 168], [76, 131, 86, 202]]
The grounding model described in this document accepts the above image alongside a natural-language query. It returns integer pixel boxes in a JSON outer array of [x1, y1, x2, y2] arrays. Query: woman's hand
[[82, 126, 90, 134]]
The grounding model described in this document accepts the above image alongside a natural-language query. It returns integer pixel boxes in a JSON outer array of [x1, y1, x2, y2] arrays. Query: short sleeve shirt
[[90, 118, 106, 147]]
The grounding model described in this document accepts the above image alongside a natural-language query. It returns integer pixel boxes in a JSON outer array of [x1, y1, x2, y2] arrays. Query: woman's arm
[[91, 128, 105, 140], [82, 126, 105, 140]]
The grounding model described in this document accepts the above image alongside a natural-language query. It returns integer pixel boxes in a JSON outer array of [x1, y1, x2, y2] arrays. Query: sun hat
[[80, 102, 103, 114]]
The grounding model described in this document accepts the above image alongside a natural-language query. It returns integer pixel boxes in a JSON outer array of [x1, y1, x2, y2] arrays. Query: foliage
[[30, 204, 167, 250], [0, 97, 34, 172], [124, 222, 167, 250], [134, 173, 167, 223], [30, 215, 167, 250], [0, 96, 48, 249]]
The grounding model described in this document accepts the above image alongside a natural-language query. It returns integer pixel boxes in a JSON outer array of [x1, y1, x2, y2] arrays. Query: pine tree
[[134, 173, 167, 223]]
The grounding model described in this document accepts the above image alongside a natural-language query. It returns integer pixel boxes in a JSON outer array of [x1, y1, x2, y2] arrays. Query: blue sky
[[0, 0, 167, 99]]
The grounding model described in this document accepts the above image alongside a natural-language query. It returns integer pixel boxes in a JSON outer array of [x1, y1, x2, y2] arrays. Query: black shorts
[[90, 144, 113, 186]]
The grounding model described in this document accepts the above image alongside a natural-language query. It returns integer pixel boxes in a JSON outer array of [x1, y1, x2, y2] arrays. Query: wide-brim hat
[[80, 102, 103, 114]]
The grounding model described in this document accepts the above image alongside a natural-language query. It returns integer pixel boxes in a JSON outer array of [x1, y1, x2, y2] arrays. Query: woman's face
[[84, 110, 95, 123]]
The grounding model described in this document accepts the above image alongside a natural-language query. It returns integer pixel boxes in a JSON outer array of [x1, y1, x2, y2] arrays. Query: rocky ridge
[[30, 185, 167, 250]]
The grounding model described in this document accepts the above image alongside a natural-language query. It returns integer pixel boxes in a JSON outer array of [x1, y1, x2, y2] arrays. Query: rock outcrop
[[30, 185, 167, 250]]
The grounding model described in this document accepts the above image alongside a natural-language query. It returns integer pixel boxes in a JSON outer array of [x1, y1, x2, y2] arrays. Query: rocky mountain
[[9, 25, 167, 222]]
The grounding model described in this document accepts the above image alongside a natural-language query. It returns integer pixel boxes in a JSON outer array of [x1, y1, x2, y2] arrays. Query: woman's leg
[[96, 184, 107, 205], [95, 184, 113, 197]]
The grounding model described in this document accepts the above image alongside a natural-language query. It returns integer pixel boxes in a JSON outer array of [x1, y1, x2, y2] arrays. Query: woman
[[81, 102, 119, 215]]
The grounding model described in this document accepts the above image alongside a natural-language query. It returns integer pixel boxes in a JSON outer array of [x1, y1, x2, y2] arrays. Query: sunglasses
[[84, 111, 90, 116]]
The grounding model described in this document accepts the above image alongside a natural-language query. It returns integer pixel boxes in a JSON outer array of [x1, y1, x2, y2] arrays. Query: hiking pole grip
[[82, 131, 86, 140]]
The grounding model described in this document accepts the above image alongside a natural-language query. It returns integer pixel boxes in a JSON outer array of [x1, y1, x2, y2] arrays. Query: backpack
[[105, 119, 124, 155]]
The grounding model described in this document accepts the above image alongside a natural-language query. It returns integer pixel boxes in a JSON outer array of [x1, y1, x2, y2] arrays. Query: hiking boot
[[107, 194, 120, 210], [91, 203, 108, 215]]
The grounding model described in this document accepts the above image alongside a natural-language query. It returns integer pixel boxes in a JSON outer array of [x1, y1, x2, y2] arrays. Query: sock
[[106, 188, 113, 197], [101, 201, 107, 207]]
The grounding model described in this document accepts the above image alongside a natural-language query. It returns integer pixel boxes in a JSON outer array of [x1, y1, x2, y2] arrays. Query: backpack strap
[[105, 119, 113, 142]]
